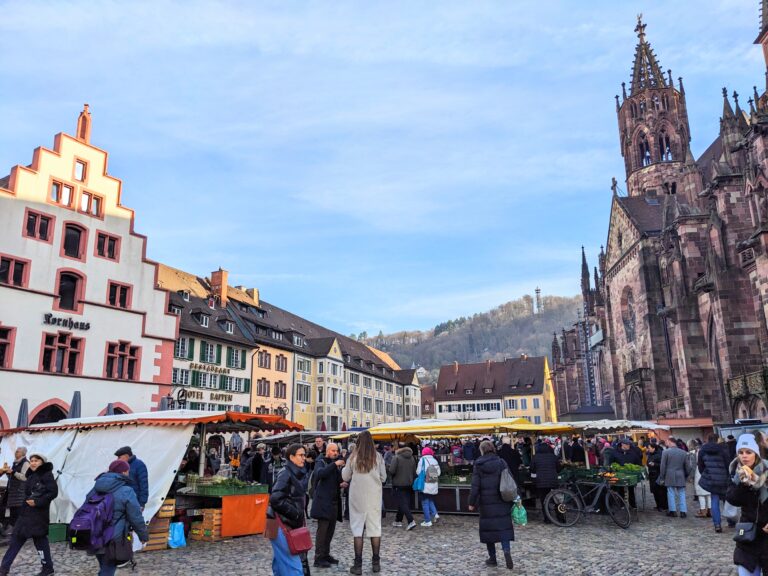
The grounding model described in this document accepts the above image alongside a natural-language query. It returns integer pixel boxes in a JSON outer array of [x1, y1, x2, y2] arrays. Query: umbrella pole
[[198, 423, 207, 476]]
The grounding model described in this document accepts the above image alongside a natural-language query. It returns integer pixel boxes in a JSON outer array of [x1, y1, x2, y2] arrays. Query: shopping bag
[[168, 522, 186, 549], [412, 468, 426, 492], [723, 502, 741, 522], [499, 468, 518, 502], [512, 500, 528, 526]]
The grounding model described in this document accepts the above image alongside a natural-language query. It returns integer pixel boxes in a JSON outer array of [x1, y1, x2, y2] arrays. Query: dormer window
[[225, 321, 234, 334], [170, 305, 182, 315], [484, 388, 493, 394], [208, 297, 215, 310], [293, 335, 304, 347], [180, 290, 190, 302], [272, 330, 283, 341], [446, 390, 455, 396], [464, 389, 474, 395], [198, 314, 209, 328]]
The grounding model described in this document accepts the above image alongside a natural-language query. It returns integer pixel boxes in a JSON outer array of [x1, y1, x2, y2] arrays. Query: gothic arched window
[[658, 129, 673, 161], [662, 93, 670, 110], [630, 102, 638, 119], [639, 99, 646, 116], [638, 133, 652, 167], [652, 94, 661, 110], [621, 287, 636, 343]]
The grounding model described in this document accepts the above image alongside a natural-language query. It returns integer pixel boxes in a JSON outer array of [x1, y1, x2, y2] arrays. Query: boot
[[695, 509, 708, 518], [349, 557, 363, 575], [36, 566, 54, 576], [372, 555, 381, 573], [707, 508, 712, 517], [0, 568, 9, 576], [504, 552, 514, 570], [485, 556, 498, 567]]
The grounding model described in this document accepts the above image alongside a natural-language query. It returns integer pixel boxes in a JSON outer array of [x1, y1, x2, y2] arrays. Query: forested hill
[[357, 294, 582, 380]]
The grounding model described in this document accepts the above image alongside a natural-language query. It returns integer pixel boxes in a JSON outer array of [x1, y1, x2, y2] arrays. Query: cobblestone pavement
[[1, 493, 739, 575]]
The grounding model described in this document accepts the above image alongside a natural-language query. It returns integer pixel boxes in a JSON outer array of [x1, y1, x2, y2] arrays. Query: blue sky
[[0, 1, 763, 335]]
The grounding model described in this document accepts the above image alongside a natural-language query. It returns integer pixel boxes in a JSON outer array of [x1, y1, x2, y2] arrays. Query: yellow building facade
[[502, 357, 558, 423]]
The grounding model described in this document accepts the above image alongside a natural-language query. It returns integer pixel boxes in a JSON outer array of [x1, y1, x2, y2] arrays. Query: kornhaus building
[[435, 357, 557, 423], [0, 107, 178, 426]]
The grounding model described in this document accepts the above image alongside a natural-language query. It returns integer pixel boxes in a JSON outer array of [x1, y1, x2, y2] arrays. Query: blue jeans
[[421, 494, 437, 522], [666, 486, 687, 513], [737, 566, 761, 576], [710, 493, 722, 526], [486, 541, 510, 558], [271, 527, 303, 575], [0, 533, 53, 571], [97, 554, 117, 576]]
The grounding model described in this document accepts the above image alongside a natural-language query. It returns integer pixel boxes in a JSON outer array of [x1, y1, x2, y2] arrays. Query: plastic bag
[[512, 500, 527, 526], [412, 468, 426, 492], [168, 522, 187, 549], [723, 502, 741, 522]]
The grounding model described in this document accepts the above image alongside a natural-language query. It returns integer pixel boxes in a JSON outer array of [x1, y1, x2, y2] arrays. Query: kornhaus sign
[[43, 313, 90, 331]]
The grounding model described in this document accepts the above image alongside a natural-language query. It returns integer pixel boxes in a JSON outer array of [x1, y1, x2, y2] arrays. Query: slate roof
[[169, 291, 252, 346], [616, 196, 664, 234], [435, 357, 547, 402]]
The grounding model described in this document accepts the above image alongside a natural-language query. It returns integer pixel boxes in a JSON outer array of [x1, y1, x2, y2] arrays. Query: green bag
[[512, 501, 527, 526]]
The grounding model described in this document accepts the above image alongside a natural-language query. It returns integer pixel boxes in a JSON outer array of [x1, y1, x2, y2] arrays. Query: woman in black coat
[[468, 441, 514, 570], [0, 453, 58, 576], [268, 443, 309, 575], [698, 434, 731, 532], [498, 438, 523, 487], [530, 442, 560, 523], [645, 444, 667, 511]]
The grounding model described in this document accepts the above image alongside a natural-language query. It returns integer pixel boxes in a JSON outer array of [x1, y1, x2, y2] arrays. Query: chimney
[[246, 288, 260, 306], [210, 268, 229, 307], [520, 354, 528, 362], [486, 359, 492, 374], [453, 361, 459, 375]]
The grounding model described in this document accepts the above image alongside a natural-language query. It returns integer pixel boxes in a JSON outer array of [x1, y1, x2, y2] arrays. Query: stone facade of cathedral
[[553, 7, 768, 426]]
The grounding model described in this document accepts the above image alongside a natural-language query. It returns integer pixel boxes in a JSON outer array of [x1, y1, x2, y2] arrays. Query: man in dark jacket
[[570, 438, 585, 465], [698, 434, 731, 532], [530, 442, 560, 523], [310, 443, 344, 568], [0, 452, 58, 576], [388, 445, 417, 530], [645, 443, 667, 511], [115, 446, 148, 510], [611, 439, 642, 509], [498, 437, 522, 487], [87, 460, 150, 576], [725, 435, 737, 462], [0, 448, 29, 534]]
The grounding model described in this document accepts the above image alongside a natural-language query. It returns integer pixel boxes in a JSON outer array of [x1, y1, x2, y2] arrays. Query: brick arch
[[97, 402, 133, 416], [29, 398, 70, 424], [0, 405, 10, 430]]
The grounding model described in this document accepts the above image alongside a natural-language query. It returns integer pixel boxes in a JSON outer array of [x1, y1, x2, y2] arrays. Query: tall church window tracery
[[638, 133, 652, 167], [658, 129, 673, 161], [621, 287, 637, 343]]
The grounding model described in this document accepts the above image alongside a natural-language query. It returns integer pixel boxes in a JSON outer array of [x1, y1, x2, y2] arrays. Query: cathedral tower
[[616, 16, 694, 200]]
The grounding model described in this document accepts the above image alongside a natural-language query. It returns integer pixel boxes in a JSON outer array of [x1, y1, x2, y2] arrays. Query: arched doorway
[[627, 386, 646, 420], [30, 404, 67, 425]]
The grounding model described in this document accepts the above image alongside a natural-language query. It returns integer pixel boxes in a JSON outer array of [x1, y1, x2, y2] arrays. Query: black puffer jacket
[[5, 458, 29, 508], [607, 447, 642, 466], [726, 459, 768, 573], [268, 461, 308, 529], [14, 462, 58, 539], [530, 444, 560, 489], [646, 449, 663, 482], [468, 454, 514, 544], [697, 441, 730, 497], [498, 444, 522, 486]]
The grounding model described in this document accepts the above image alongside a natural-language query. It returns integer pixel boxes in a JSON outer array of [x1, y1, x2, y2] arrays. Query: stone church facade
[[553, 7, 768, 425]]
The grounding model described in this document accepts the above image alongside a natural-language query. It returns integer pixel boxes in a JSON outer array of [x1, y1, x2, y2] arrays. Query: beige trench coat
[[342, 453, 387, 537]]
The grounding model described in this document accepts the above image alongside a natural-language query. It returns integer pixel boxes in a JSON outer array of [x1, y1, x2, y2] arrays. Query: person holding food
[[725, 434, 768, 576]]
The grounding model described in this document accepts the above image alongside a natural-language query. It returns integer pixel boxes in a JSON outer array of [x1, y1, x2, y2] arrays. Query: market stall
[[0, 410, 302, 546]]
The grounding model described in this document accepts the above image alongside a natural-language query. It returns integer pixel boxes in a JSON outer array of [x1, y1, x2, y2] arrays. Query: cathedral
[[553, 6, 768, 426]]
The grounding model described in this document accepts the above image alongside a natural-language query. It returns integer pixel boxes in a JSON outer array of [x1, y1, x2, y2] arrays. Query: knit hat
[[421, 447, 435, 456], [108, 460, 130, 474], [737, 434, 761, 455], [28, 452, 47, 463]]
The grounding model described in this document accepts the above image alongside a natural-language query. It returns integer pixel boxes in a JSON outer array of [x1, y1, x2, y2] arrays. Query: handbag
[[104, 532, 134, 564], [733, 492, 759, 544], [412, 467, 426, 492], [499, 467, 518, 502], [276, 516, 313, 555]]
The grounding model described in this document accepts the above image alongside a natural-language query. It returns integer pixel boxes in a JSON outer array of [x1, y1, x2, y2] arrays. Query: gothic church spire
[[629, 15, 667, 96]]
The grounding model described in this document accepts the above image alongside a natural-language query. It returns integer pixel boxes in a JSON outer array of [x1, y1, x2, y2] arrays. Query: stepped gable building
[[435, 356, 557, 423], [554, 9, 768, 425], [0, 107, 179, 426]]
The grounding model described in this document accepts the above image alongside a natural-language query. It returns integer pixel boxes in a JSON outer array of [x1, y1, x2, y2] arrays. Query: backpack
[[424, 458, 440, 483], [68, 492, 115, 551], [499, 466, 518, 502]]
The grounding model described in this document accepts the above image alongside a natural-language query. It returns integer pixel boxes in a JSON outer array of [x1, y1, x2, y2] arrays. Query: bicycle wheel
[[544, 488, 583, 527], [605, 488, 632, 528]]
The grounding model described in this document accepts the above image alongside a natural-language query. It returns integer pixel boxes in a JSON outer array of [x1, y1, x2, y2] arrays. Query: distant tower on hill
[[535, 287, 542, 314]]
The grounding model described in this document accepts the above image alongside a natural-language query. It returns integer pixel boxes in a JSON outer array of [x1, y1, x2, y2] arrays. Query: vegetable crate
[[190, 509, 222, 542]]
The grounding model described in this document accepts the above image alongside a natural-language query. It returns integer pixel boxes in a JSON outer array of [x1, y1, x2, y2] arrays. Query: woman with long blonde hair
[[342, 431, 387, 575]]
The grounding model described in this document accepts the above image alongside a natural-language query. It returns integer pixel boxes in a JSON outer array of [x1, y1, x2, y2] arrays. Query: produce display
[[185, 474, 267, 495]]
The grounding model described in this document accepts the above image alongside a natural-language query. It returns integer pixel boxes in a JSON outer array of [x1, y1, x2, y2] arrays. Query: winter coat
[[13, 462, 58, 539], [268, 461, 308, 529], [342, 453, 386, 538], [646, 450, 663, 482], [726, 439, 738, 463], [127, 455, 149, 507], [388, 447, 416, 488], [310, 456, 342, 522], [468, 454, 514, 544], [463, 443, 475, 461], [659, 446, 691, 488], [530, 444, 560, 489], [416, 455, 441, 495], [726, 458, 768, 573], [570, 442, 586, 465], [498, 444, 522, 487], [698, 442, 730, 498], [608, 447, 642, 467], [86, 472, 149, 544], [5, 457, 30, 508]]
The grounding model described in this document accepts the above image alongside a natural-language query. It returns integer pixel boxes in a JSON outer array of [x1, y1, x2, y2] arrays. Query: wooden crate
[[157, 498, 176, 518], [190, 521, 222, 542], [148, 517, 171, 534], [142, 531, 168, 552]]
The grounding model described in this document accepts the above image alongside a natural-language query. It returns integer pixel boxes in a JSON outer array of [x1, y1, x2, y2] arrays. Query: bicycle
[[543, 471, 632, 529]]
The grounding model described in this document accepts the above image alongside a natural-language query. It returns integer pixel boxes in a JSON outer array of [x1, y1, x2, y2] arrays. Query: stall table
[[178, 487, 269, 538]]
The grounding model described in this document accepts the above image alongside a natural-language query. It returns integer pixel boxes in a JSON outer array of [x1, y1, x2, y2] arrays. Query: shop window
[[0, 256, 29, 287], [41, 331, 82, 375], [105, 341, 141, 381], [24, 210, 54, 242], [62, 224, 87, 260]]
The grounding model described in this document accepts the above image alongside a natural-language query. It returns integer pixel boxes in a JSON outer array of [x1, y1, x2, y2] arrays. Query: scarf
[[730, 457, 768, 504]]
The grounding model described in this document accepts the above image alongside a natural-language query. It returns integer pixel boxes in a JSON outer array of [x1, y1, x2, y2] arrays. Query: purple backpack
[[68, 492, 115, 551]]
